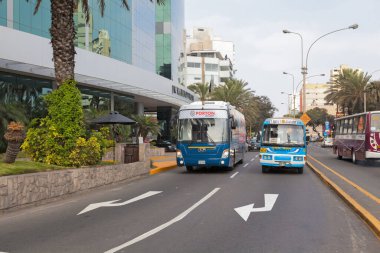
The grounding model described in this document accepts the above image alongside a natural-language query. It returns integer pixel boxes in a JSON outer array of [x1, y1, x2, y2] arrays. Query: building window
[[187, 62, 201, 68], [205, 63, 218, 71]]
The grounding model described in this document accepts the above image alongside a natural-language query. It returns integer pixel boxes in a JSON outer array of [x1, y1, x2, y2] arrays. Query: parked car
[[248, 140, 261, 151], [321, 137, 333, 148], [152, 140, 176, 152]]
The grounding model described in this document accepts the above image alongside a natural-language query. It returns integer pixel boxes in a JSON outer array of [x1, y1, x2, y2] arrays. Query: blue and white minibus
[[260, 118, 307, 174], [176, 101, 246, 172]]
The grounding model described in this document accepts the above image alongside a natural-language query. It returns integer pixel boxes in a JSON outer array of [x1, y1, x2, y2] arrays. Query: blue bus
[[176, 101, 246, 172], [259, 118, 307, 174]]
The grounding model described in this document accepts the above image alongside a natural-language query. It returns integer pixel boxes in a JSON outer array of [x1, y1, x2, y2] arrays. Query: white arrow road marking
[[243, 163, 249, 167], [230, 172, 239, 179], [105, 188, 220, 253], [234, 194, 279, 221], [77, 191, 162, 215]]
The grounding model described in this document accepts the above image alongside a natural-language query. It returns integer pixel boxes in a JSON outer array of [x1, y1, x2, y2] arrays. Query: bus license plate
[[198, 160, 206, 165]]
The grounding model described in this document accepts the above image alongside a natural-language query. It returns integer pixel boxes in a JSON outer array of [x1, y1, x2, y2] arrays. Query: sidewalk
[[150, 152, 177, 175]]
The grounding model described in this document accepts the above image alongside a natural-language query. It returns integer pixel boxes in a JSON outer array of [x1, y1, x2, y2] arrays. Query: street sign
[[300, 113, 311, 125]]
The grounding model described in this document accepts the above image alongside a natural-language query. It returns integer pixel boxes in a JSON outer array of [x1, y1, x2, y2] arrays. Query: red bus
[[333, 111, 380, 163]]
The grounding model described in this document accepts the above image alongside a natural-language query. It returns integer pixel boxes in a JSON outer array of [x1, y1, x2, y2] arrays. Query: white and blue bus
[[176, 101, 246, 172], [260, 118, 307, 174]]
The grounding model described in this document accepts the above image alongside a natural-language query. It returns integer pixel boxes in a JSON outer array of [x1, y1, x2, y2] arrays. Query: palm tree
[[3, 122, 26, 163], [187, 82, 210, 103], [17, 0, 165, 86], [366, 81, 380, 111], [0, 102, 28, 153], [131, 115, 161, 141], [211, 79, 252, 112], [325, 68, 371, 114]]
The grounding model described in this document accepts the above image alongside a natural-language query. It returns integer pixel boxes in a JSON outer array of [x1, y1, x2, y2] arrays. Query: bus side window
[[352, 117, 358, 134], [358, 116, 365, 134], [347, 119, 353, 134], [336, 120, 340, 135]]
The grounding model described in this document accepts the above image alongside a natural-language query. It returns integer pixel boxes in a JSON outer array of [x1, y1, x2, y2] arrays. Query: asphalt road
[[0, 151, 379, 253], [307, 142, 380, 197]]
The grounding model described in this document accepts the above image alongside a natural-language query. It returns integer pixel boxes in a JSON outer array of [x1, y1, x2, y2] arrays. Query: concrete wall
[[0, 161, 150, 211], [0, 144, 165, 211]]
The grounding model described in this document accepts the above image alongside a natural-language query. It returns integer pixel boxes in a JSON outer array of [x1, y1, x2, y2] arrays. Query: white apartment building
[[304, 83, 336, 115], [179, 27, 235, 87]]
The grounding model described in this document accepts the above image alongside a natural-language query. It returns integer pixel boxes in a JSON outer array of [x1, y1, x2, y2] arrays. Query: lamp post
[[283, 72, 295, 118], [281, 92, 292, 116], [283, 24, 359, 112]]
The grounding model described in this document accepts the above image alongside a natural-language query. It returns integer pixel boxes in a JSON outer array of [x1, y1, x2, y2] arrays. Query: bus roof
[[263, 118, 305, 125], [334, 111, 380, 121], [179, 101, 232, 111]]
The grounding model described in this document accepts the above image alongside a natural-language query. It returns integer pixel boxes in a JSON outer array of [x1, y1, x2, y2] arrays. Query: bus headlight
[[176, 150, 183, 159], [222, 149, 229, 158]]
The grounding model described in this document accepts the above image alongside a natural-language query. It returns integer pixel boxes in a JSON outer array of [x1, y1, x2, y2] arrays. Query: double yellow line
[[307, 155, 380, 238]]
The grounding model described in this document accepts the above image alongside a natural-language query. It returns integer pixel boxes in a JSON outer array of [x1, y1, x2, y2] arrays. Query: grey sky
[[185, 0, 380, 116]]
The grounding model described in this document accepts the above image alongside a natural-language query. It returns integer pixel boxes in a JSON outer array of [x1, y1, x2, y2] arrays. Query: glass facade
[[156, 0, 184, 82], [132, 0, 156, 72], [13, 0, 51, 38], [0, 0, 6, 26], [0, 71, 52, 118]]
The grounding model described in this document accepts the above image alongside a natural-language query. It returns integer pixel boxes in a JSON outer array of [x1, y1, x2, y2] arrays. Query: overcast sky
[[185, 0, 380, 116]]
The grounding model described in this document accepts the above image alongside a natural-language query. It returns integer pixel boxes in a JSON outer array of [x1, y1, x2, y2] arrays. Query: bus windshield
[[262, 124, 305, 147], [178, 118, 228, 143], [371, 113, 380, 132]]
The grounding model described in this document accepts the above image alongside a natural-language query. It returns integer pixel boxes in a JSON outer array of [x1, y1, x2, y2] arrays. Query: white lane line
[[230, 172, 239, 179], [243, 163, 249, 167], [104, 188, 220, 253], [250, 158, 255, 161]]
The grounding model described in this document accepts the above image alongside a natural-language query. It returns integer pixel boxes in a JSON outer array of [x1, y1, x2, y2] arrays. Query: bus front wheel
[[186, 166, 194, 172]]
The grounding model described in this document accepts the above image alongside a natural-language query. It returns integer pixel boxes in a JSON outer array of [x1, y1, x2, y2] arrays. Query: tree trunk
[[3, 141, 22, 163], [51, 0, 76, 86]]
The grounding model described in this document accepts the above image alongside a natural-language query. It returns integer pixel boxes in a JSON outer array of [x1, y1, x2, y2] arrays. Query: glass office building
[[156, 0, 185, 83], [0, 0, 192, 112]]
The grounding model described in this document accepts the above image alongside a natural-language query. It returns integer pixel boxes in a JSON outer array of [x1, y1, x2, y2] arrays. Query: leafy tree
[[305, 107, 334, 134], [250, 96, 277, 133], [325, 68, 371, 114], [21, 80, 108, 166]]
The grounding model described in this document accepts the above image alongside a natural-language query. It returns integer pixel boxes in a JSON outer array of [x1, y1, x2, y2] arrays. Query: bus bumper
[[365, 151, 380, 159], [177, 157, 232, 168], [260, 162, 304, 168]]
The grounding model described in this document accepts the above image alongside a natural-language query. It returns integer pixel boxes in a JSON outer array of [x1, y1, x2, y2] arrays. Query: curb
[[150, 161, 177, 175], [307, 161, 380, 239]]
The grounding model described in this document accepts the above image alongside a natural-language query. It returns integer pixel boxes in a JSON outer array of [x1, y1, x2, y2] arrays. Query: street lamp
[[281, 92, 292, 116], [283, 24, 359, 112], [283, 72, 295, 118]]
